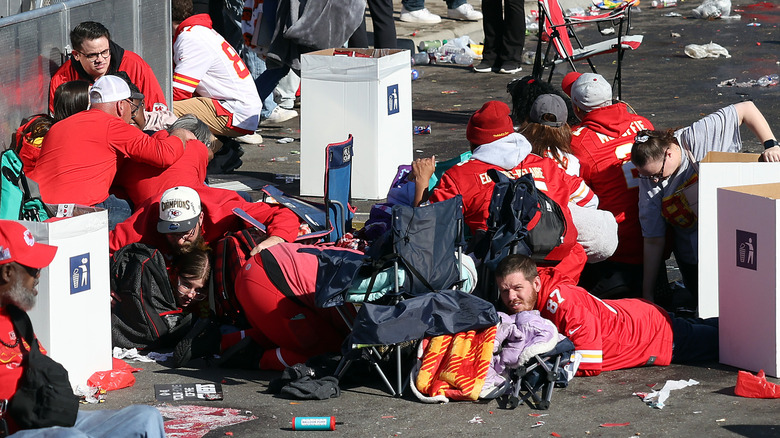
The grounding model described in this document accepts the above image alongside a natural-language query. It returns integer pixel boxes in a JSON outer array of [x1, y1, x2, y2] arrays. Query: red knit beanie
[[466, 101, 515, 146]]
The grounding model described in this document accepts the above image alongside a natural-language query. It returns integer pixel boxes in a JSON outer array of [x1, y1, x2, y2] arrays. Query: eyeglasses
[[16, 263, 40, 278], [77, 48, 110, 62], [125, 99, 141, 117], [638, 148, 669, 183], [177, 278, 207, 301]]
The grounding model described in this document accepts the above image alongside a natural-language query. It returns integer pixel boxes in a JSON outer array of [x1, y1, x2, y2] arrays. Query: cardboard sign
[[155, 383, 224, 401]]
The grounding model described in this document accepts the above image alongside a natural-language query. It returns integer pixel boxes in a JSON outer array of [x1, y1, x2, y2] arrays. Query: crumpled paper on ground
[[735, 370, 780, 399], [113, 347, 157, 362], [684, 42, 730, 59], [634, 379, 699, 409]]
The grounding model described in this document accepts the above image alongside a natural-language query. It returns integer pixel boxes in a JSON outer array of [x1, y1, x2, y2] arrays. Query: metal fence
[[0, 0, 171, 146]]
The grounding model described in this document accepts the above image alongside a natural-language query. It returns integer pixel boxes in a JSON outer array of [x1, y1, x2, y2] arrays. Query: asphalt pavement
[[89, 1, 780, 437]]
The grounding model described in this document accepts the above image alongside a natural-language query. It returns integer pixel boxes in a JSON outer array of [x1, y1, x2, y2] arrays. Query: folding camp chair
[[500, 337, 575, 410], [324, 134, 355, 242], [531, 0, 643, 100], [254, 135, 355, 243], [314, 195, 479, 396]]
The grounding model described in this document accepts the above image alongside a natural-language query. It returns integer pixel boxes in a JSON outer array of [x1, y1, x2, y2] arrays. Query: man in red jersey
[[564, 72, 653, 298], [110, 185, 299, 261], [48, 21, 167, 113], [415, 100, 597, 281], [495, 254, 718, 376]]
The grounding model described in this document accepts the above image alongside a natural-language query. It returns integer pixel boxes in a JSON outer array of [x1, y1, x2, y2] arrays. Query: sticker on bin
[[387, 84, 400, 115], [70, 253, 91, 294], [736, 229, 757, 271]]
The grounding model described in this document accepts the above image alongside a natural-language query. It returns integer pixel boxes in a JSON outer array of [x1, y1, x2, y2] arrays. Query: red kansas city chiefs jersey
[[570, 104, 653, 264], [535, 267, 673, 376]]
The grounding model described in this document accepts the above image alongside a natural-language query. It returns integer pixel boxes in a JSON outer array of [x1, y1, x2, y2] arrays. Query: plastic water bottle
[[757, 74, 779, 87], [651, 0, 677, 7], [452, 54, 473, 65], [412, 52, 430, 65], [432, 52, 472, 65], [411, 69, 424, 80]]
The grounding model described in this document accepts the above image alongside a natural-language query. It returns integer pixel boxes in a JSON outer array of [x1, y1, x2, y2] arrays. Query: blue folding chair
[[253, 135, 354, 243], [324, 135, 355, 242]]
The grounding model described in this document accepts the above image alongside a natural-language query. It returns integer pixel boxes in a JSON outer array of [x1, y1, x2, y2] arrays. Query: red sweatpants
[[234, 255, 348, 371]]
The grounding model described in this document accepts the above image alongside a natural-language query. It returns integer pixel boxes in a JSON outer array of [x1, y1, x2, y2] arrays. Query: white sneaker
[[400, 7, 442, 24], [262, 107, 299, 125], [234, 131, 263, 145], [447, 3, 483, 21]]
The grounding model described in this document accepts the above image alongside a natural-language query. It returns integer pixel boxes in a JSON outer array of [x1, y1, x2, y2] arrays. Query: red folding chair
[[531, 0, 643, 100]]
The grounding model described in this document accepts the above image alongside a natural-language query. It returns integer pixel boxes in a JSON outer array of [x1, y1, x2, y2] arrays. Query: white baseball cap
[[157, 186, 202, 234], [89, 75, 131, 104], [570, 73, 613, 112]]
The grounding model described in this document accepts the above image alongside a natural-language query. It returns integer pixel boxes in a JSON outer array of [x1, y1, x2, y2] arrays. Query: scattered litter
[[532, 421, 545, 428], [75, 385, 106, 404], [692, 0, 733, 19], [693, 411, 702, 414], [600, 422, 630, 427], [381, 416, 396, 419], [717, 74, 778, 88], [277, 137, 295, 144], [414, 125, 432, 135], [441, 90, 458, 94], [670, 32, 681, 37], [551, 433, 561, 437], [735, 369, 780, 398], [747, 22, 761, 26], [634, 379, 699, 409], [468, 416, 485, 424], [113, 347, 156, 362], [664, 12, 683, 16], [225, 432, 233, 436], [684, 42, 730, 59], [716, 418, 726, 422], [600, 27, 615, 35], [269, 156, 288, 162], [529, 413, 549, 417], [290, 150, 300, 155]]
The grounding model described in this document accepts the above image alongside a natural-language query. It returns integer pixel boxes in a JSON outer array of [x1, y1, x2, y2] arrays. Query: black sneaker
[[171, 318, 222, 368], [499, 63, 522, 74], [473, 60, 494, 73]]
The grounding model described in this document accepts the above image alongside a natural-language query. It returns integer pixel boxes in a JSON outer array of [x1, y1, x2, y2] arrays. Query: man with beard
[[494, 254, 719, 377], [0, 220, 166, 436], [109, 186, 298, 261]]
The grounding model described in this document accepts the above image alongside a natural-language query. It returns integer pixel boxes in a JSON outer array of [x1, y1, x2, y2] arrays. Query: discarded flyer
[[155, 383, 224, 402], [634, 379, 699, 409]]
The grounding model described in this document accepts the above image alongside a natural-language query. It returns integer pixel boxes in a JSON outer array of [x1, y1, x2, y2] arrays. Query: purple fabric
[[492, 310, 559, 375]]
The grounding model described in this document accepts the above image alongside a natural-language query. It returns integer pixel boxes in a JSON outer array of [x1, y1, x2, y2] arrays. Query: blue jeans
[[94, 195, 132, 231], [9, 405, 165, 438], [670, 313, 719, 364], [402, 0, 466, 11]]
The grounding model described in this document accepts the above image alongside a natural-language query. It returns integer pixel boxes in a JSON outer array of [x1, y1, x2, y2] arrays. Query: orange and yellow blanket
[[415, 325, 497, 401]]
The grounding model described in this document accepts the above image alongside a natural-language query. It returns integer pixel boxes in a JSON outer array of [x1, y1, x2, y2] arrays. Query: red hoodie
[[569, 103, 653, 265], [534, 267, 673, 376]]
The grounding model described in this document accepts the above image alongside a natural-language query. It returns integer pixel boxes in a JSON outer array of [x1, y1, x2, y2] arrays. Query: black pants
[[481, 0, 526, 66], [670, 314, 718, 363], [349, 0, 398, 49]]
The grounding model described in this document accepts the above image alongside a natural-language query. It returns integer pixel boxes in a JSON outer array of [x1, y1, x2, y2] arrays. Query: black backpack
[[110, 243, 193, 349], [473, 170, 566, 303]]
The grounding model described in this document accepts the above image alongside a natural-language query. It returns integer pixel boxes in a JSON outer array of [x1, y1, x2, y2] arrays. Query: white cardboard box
[[21, 206, 112, 389], [717, 183, 780, 377], [698, 152, 780, 318], [300, 48, 413, 200]]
